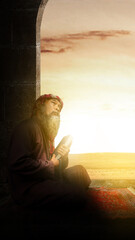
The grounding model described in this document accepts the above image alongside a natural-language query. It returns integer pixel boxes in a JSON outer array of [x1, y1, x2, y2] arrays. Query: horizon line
[[69, 152, 135, 154]]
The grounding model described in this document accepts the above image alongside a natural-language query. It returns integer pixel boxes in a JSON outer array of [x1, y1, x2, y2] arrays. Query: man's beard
[[39, 111, 60, 140]]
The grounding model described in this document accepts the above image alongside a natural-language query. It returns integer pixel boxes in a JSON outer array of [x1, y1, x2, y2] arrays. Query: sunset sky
[[40, 0, 135, 154]]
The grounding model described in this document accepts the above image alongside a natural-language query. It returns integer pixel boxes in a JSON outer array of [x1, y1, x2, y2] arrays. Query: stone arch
[[0, 0, 48, 183]]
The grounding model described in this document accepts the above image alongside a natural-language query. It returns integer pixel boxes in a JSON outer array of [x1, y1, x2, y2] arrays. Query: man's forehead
[[47, 98, 62, 107]]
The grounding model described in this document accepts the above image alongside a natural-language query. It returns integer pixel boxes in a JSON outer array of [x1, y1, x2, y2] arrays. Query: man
[[7, 94, 91, 212]]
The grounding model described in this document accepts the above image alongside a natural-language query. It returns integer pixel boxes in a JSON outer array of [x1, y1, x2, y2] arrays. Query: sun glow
[[55, 113, 135, 154], [41, 0, 135, 155]]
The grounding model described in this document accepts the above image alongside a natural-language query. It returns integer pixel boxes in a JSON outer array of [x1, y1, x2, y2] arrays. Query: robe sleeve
[[61, 154, 69, 170], [8, 119, 55, 180]]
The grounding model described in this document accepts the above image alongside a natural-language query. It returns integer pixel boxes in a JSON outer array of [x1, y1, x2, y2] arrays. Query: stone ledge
[[90, 179, 135, 188]]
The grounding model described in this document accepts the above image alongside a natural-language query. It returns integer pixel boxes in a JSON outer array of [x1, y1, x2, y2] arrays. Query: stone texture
[[0, 47, 10, 83], [0, 0, 47, 187], [90, 179, 135, 188], [0, 122, 8, 159], [9, 47, 36, 84], [11, 9, 37, 46], [0, 86, 5, 121], [36, 4, 47, 44], [0, 10, 11, 45], [36, 45, 41, 82], [11, 0, 46, 10], [5, 84, 36, 121], [1, 47, 37, 84], [36, 81, 41, 99], [0, 0, 12, 9]]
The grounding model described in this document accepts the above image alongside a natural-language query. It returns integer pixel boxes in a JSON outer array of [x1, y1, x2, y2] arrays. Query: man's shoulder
[[13, 117, 39, 134], [16, 117, 34, 127]]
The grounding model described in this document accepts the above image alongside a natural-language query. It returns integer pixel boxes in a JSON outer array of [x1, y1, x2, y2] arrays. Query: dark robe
[[7, 116, 91, 211]]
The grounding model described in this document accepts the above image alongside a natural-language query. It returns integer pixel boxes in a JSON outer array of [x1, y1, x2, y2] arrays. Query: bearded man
[[7, 94, 91, 212]]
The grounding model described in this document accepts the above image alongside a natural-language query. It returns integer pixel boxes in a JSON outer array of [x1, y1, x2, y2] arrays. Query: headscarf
[[31, 93, 63, 116]]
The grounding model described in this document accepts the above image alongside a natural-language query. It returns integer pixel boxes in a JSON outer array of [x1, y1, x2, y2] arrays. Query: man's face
[[39, 98, 61, 140], [44, 99, 61, 117]]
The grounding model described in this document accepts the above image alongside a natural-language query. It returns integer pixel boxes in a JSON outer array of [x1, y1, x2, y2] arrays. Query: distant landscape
[[68, 153, 135, 188], [68, 152, 135, 169], [68, 153, 135, 186]]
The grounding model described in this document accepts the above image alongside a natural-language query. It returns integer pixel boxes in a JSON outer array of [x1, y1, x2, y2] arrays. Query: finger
[[57, 149, 67, 156], [59, 146, 70, 152], [60, 144, 69, 150], [57, 149, 65, 155]]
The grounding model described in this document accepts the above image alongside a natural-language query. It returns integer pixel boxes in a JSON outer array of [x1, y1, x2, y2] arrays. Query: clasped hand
[[57, 144, 70, 157], [51, 144, 70, 166]]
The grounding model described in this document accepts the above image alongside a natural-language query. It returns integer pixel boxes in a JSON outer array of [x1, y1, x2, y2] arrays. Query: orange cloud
[[65, 30, 130, 40], [41, 46, 72, 54], [41, 30, 131, 54]]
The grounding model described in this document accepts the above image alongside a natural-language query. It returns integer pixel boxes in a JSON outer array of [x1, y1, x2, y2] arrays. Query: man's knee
[[63, 164, 91, 189]]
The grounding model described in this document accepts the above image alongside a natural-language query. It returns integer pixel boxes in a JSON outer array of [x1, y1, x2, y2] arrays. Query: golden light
[[55, 113, 135, 154]]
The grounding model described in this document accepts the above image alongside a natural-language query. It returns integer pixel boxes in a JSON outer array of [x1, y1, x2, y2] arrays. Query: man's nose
[[54, 104, 60, 112]]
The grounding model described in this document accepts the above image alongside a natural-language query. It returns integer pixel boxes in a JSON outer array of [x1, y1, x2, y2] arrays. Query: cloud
[[41, 36, 73, 54], [66, 30, 130, 40], [41, 30, 131, 54], [41, 46, 72, 54]]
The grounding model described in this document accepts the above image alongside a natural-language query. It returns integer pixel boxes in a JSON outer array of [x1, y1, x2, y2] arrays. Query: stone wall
[[0, 0, 48, 184]]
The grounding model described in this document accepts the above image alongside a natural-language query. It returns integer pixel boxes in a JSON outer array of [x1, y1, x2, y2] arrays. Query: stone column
[[0, 0, 48, 188]]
